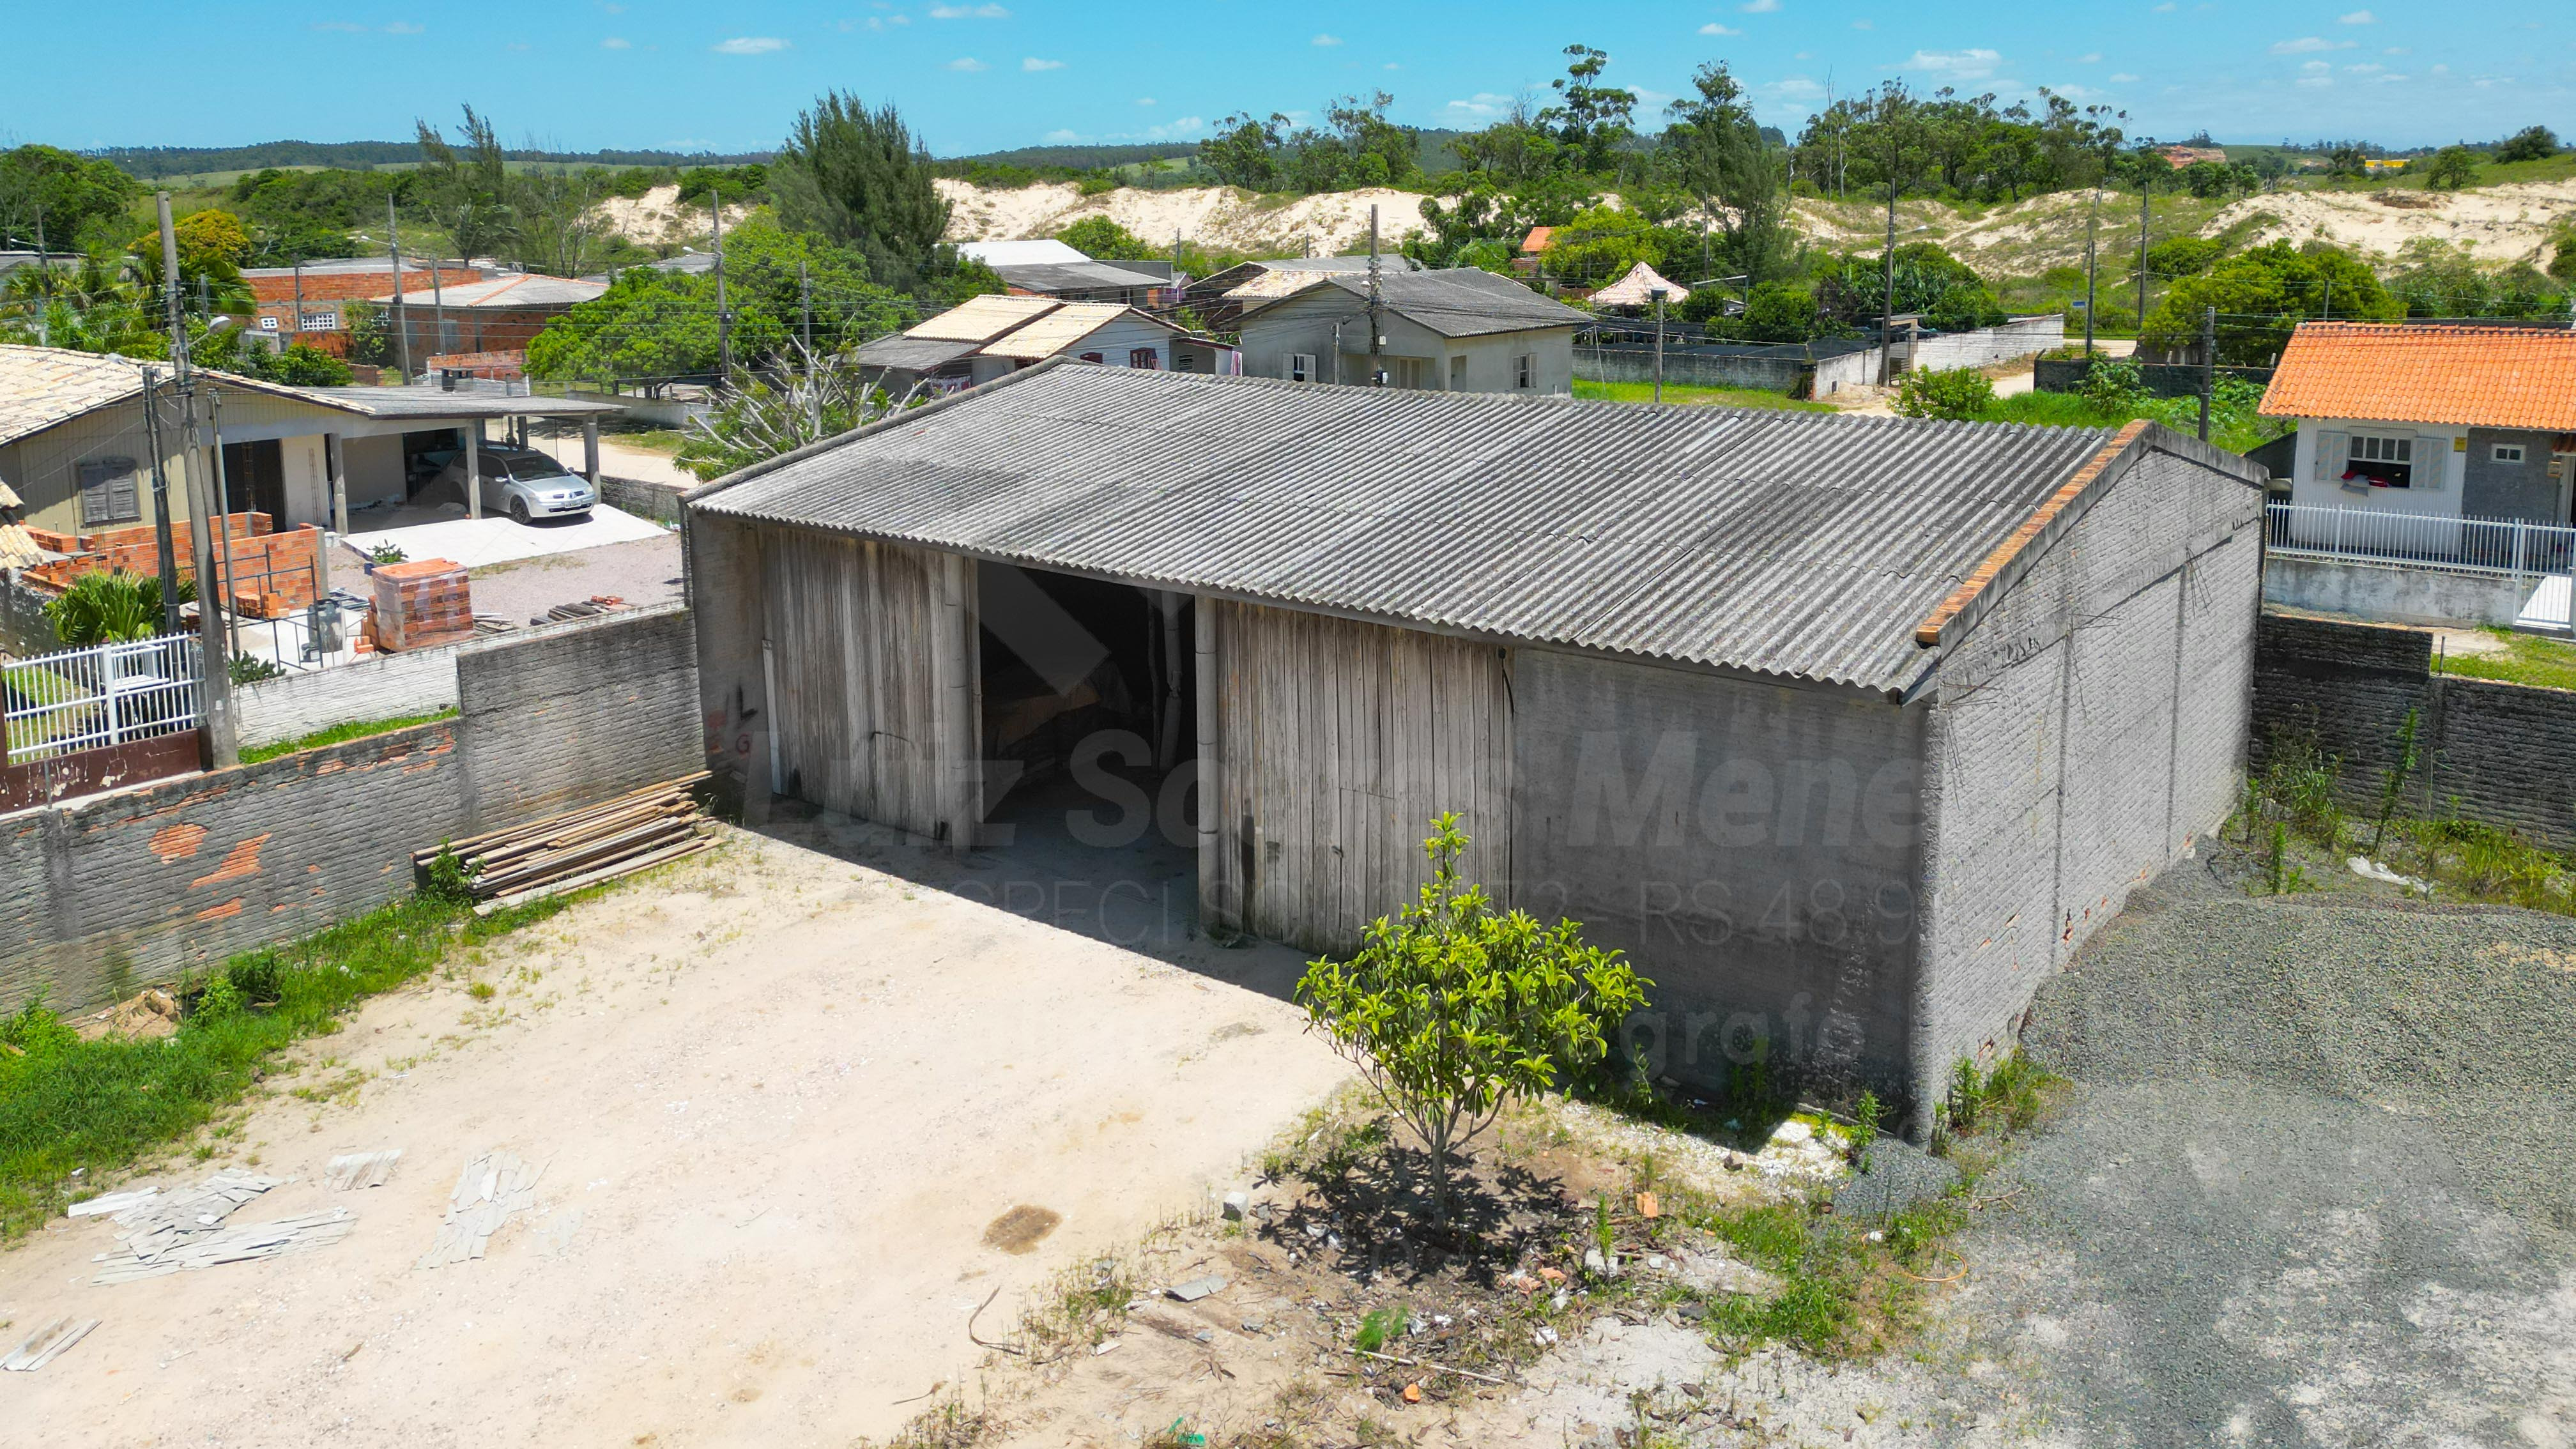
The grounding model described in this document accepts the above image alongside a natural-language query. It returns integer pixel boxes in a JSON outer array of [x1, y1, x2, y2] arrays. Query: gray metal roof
[[1245, 267, 1592, 339], [988, 260, 1167, 295], [852, 335, 982, 372], [694, 364, 2134, 693], [301, 385, 625, 419]]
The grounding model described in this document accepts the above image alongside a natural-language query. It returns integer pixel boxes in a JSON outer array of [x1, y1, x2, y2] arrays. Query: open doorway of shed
[[975, 561, 1200, 951]]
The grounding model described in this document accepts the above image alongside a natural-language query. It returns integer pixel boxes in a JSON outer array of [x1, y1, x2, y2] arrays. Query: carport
[[298, 385, 626, 532], [686, 362, 2270, 1123]]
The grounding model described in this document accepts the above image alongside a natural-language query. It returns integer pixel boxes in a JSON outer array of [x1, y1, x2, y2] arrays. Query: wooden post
[[1194, 595, 1223, 933]]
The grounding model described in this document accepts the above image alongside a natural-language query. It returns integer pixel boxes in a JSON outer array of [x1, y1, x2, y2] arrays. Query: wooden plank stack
[[372, 558, 473, 651], [416, 774, 713, 915]]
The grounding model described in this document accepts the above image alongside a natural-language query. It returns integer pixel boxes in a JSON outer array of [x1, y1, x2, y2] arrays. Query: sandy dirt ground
[[594, 185, 754, 249], [938, 180, 1436, 256], [0, 823, 1348, 1448]]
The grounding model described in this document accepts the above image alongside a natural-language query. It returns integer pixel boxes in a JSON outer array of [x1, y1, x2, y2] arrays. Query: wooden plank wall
[[757, 528, 976, 841], [1208, 599, 1512, 956]]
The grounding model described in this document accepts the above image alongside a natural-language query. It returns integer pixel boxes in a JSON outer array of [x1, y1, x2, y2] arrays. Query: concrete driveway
[[0, 825, 1347, 1447]]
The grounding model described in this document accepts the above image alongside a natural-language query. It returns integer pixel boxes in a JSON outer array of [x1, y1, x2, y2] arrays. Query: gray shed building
[[686, 364, 2267, 1126], [1235, 268, 1590, 395]]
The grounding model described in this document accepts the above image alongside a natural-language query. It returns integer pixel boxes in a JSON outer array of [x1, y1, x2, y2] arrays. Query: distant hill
[[96, 141, 775, 179]]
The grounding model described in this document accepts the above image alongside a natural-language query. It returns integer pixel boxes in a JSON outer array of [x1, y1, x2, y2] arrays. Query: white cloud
[[2336, 8, 2375, 21], [1905, 47, 2003, 80], [1136, 96, 1156, 105], [1384, 61, 1400, 70], [1852, 19, 1873, 29], [2368, 71, 2407, 83], [601, 36, 631, 49], [1762, 75, 1826, 100], [1740, 0, 1781, 12], [383, 20, 424, 34], [713, 36, 786, 54], [2050, 82, 2101, 99], [946, 55, 987, 70], [1022, 57, 1064, 70], [1045, 128, 1081, 143], [1171, 117, 1203, 134], [312, 20, 367, 31], [2074, 51, 2101, 63], [2384, 46, 2409, 54], [2301, 59, 2331, 73], [2431, 62, 2450, 73], [1312, 33, 1342, 45], [2343, 61, 2382, 73], [2270, 36, 2355, 54], [1700, 22, 1741, 34], [2296, 73, 2333, 88], [2108, 72, 2140, 82], [1443, 93, 1514, 120], [2152, 1, 2175, 8], [928, 3, 1009, 16]]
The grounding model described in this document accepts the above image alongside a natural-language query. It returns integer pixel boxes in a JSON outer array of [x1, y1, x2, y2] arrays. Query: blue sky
[[6, 2, 2570, 155]]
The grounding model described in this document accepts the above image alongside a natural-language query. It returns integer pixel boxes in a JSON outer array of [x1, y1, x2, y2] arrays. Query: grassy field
[[1974, 386, 2290, 454], [1572, 378, 1837, 413], [238, 708, 457, 765], [2435, 630, 2576, 693]]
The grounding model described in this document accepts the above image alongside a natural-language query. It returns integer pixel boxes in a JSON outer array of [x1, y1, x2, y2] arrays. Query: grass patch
[[2433, 630, 2576, 693], [0, 880, 602, 1240], [602, 427, 689, 454], [238, 708, 457, 765], [1976, 386, 2288, 454], [1573, 378, 1837, 413]]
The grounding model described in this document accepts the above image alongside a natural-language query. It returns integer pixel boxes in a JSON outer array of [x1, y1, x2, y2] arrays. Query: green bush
[[1892, 365, 1995, 421]]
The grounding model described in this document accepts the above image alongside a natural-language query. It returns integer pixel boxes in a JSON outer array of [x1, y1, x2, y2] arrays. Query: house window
[[1514, 353, 1535, 390], [2495, 443, 2527, 465], [77, 456, 142, 526], [1285, 352, 1315, 383], [2343, 433, 2414, 489], [1129, 347, 1161, 370], [1078, 351, 1104, 364], [1448, 356, 1467, 390], [299, 310, 339, 332], [256, 316, 279, 332]]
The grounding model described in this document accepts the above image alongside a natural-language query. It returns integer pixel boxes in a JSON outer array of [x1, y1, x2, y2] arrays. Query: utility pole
[[32, 204, 47, 347], [712, 188, 732, 379], [1366, 204, 1384, 386], [387, 199, 411, 379], [293, 257, 305, 349], [797, 257, 812, 354], [1880, 182, 1899, 385], [430, 251, 446, 371], [2083, 186, 2102, 360], [1651, 286, 1669, 404], [209, 390, 243, 661], [141, 367, 181, 637], [161, 193, 236, 766], [2197, 305, 2217, 443], [2136, 168, 2152, 335]]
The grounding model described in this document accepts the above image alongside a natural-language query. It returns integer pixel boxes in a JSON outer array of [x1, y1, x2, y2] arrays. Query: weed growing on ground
[[0, 871, 639, 1239]]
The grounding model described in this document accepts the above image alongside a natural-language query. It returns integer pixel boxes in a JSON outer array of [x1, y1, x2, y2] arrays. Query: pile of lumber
[[372, 558, 473, 651], [418, 774, 712, 915]]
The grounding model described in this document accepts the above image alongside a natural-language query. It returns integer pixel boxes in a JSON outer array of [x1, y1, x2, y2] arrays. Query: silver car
[[426, 445, 597, 524]]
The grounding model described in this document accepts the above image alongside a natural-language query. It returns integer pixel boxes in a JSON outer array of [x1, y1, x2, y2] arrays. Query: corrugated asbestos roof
[[0, 344, 369, 447], [2260, 322, 2576, 432], [908, 294, 1060, 343], [854, 335, 983, 371], [298, 385, 624, 418], [1250, 268, 1595, 339], [695, 364, 2130, 693], [990, 261, 1167, 294]]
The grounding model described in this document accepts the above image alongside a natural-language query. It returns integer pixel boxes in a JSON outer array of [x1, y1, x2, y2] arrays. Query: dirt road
[[0, 826, 1347, 1447]]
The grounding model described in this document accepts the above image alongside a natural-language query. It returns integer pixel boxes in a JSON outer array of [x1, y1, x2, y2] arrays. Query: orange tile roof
[[1520, 226, 1556, 254], [2260, 323, 2576, 433]]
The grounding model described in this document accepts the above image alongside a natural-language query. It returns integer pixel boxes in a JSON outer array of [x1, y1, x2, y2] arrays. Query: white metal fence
[[2265, 503, 2576, 580], [1, 634, 204, 765]]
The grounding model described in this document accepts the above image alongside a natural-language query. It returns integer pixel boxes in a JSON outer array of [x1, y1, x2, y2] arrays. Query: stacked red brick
[[372, 559, 473, 651]]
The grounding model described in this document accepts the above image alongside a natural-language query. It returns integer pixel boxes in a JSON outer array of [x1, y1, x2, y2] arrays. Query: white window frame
[[1514, 353, 1535, 390], [2347, 432, 2418, 489], [2494, 442, 2527, 465], [298, 310, 339, 333], [1285, 352, 1315, 383]]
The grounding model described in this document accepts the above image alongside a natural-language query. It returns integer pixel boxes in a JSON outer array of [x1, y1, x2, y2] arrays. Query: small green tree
[[2420, 146, 2480, 191], [1054, 215, 1155, 261], [1294, 814, 1648, 1223], [1892, 365, 1996, 421], [2494, 126, 2560, 164]]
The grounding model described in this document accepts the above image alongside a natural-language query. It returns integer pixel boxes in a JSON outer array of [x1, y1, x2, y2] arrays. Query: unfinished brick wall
[[245, 266, 480, 305], [0, 605, 702, 1014], [2250, 612, 2576, 850], [24, 514, 324, 617]]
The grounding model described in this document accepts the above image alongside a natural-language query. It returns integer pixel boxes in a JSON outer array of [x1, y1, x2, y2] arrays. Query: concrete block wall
[[456, 604, 701, 831], [0, 723, 468, 1013], [2250, 611, 2576, 850], [1919, 440, 2266, 1122], [1, 604, 704, 1014], [234, 644, 463, 749]]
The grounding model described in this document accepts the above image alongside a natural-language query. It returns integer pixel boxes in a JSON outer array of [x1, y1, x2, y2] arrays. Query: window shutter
[[77, 457, 139, 526], [2313, 430, 2345, 482]]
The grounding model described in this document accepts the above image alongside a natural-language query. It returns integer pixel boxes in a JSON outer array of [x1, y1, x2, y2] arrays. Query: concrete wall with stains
[[0, 606, 701, 1014]]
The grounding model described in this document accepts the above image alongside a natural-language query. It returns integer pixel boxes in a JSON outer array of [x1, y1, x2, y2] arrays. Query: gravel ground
[[1941, 854, 2576, 1446], [326, 532, 684, 627]]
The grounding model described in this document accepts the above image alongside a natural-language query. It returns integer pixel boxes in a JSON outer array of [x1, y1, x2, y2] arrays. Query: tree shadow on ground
[[1259, 1137, 1584, 1291]]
